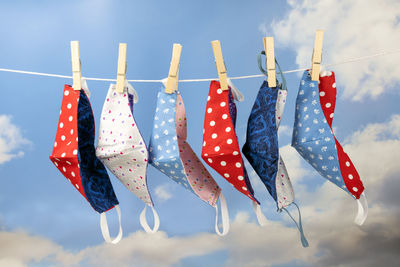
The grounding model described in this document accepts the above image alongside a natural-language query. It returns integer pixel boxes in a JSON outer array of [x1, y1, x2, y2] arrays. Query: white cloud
[[1, 115, 400, 266], [278, 124, 291, 138], [79, 231, 223, 267], [261, 0, 400, 101], [154, 184, 173, 202], [223, 114, 400, 266], [0, 230, 76, 267], [0, 115, 30, 164], [0, 229, 223, 267], [342, 114, 400, 204]]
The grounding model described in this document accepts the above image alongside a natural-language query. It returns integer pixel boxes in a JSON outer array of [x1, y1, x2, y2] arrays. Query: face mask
[[292, 70, 368, 225], [149, 86, 229, 236], [242, 55, 308, 247], [49, 80, 122, 244], [96, 81, 159, 234], [202, 80, 259, 205]]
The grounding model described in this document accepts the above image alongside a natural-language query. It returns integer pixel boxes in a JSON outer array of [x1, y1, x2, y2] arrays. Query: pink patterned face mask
[[96, 82, 159, 234], [149, 86, 229, 236]]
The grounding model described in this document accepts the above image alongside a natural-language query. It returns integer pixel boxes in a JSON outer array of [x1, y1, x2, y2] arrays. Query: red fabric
[[319, 73, 364, 199], [202, 81, 257, 202], [49, 85, 87, 200]]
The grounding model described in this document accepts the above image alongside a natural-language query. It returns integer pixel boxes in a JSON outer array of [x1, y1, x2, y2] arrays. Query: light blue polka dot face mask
[[148, 87, 229, 236], [149, 89, 194, 191], [292, 70, 367, 225]]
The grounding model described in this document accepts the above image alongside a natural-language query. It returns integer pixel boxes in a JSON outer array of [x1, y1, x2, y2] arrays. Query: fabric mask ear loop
[[354, 192, 368, 225], [275, 59, 287, 91], [227, 78, 245, 102], [80, 78, 91, 97], [257, 52, 287, 91], [215, 193, 230, 236], [100, 205, 123, 244], [252, 201, 268, 226], [125, 80, 139, 103], [139, 205, 160, 233], [257, 51, 268, 77], [282, 202, 309, 248]]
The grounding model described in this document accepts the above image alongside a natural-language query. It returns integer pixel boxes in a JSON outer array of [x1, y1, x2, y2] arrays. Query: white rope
[[0, 68, 72, 79], [0, 49, 399, 83], [324, 49, 400, 68]]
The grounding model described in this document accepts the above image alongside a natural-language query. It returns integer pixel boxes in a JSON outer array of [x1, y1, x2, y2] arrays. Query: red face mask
[[202, 81, 259, 204], [49, 84, 122, 243]]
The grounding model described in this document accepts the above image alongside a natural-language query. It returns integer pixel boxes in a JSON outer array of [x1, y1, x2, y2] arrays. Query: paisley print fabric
[[243, 81, 279, 201], [77, 89, 119, 213]]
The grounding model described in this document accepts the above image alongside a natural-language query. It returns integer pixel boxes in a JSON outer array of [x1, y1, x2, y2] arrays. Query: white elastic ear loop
[[125, 80, 139, 103], [227, 78, 244, 102], [252, 201, 268, 226], [139, 205, 160, 233], [215, 193, 230, 236], [100, 205, 123, 244], [354, 192, 368, 225], [81, 78, 91, 98]]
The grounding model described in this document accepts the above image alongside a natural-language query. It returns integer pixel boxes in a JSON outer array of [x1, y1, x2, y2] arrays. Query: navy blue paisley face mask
[[242, 52, 309, 247]]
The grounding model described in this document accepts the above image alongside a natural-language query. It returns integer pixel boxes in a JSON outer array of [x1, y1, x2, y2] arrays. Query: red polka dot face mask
[[49, 82, 122, 244], [96, 82, 159, 234], [202, 81, 259, 204], [292, 70, 368, 225]]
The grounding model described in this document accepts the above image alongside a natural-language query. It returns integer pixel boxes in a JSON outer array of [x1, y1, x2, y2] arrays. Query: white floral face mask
[[96, 82, 159, 234]]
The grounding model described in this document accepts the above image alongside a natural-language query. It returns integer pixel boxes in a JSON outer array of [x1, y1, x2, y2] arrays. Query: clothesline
[[0, 49, 399, 83]]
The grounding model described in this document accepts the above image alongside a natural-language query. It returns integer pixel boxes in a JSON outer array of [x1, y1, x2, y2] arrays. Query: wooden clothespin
[[311, 30, 324, 81], [116, 43, 127, 93], [165, 43, 182, 94], [211, 40, 228, 91], [264, 37, 276, 87], [70, 41, 82, 91]]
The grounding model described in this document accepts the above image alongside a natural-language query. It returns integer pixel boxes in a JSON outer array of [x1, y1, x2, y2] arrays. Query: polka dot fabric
[[292, 71, 364, 199], [50, 85, 85, 197], [202, 81, 258, 203], [96, 84, 153, 206], [175, 93, 221, 207], [149, 89, 194, 192], [319, 71, 364, 198], [49, 85, 119, 213], [275, 90, 295, 209]]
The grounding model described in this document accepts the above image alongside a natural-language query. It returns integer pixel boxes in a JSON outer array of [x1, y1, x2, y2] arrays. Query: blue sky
[[0, 0, 400, 266]]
